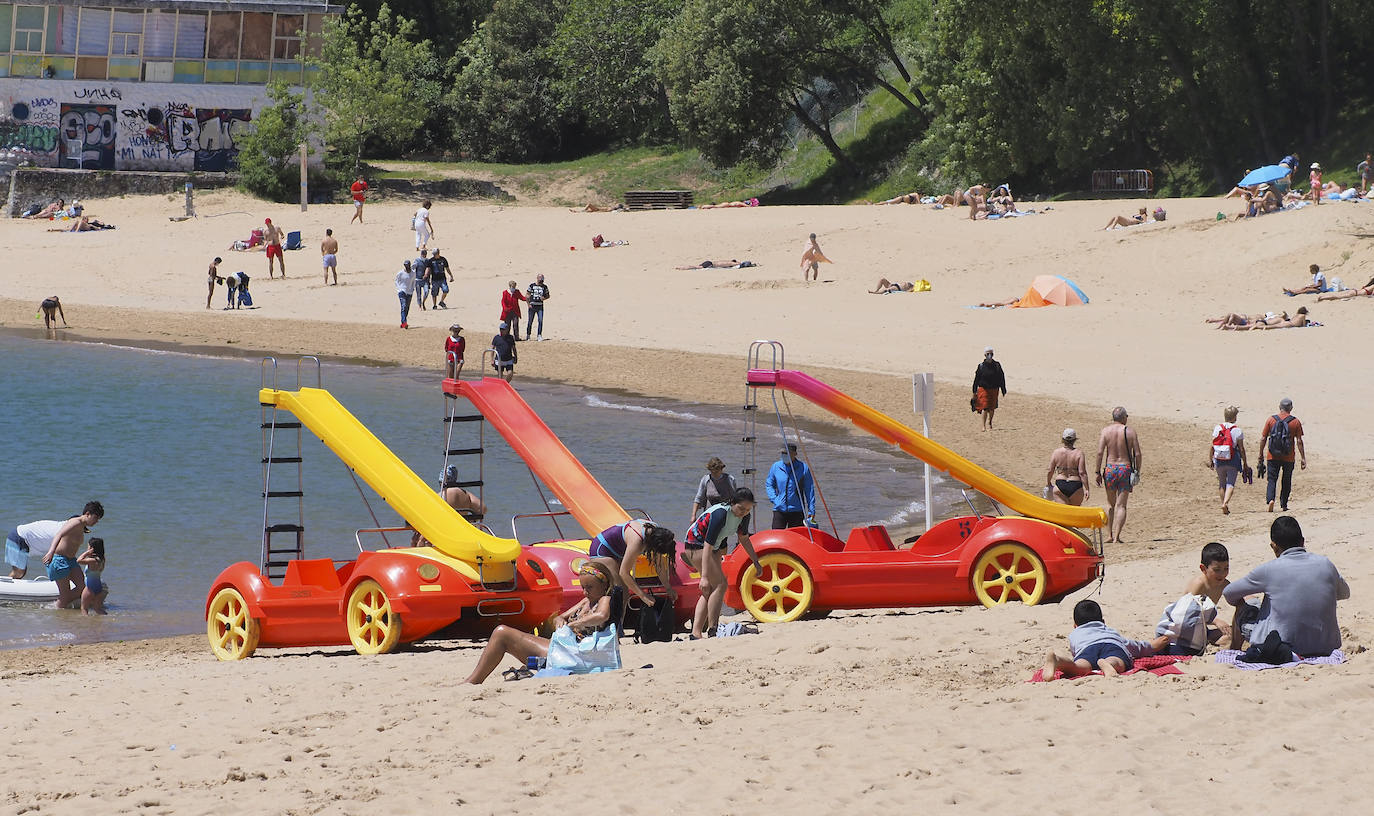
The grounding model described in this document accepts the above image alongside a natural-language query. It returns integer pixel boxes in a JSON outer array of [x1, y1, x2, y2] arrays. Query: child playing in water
[[1038, 599, 1169, 680], [78, 537, 107, 615]]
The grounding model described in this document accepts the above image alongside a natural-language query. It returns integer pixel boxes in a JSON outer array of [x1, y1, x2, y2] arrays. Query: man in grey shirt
[[1223, 516, 1349, 656]]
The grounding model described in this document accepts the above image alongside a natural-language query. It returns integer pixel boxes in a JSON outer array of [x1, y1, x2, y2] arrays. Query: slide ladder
[[258, 357, 313, 579]]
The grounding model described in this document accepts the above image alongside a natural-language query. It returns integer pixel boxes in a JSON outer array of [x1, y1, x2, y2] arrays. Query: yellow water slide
[[750, 370, 1107, 529], [258, 387, 521, 562]]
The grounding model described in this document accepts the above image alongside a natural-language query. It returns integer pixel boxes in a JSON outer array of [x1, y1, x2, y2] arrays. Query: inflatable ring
[[206, 586, 261, 660], [346, 579, 402, 655], [971, 543, 1046, 607], [740, 552, 813, 623]]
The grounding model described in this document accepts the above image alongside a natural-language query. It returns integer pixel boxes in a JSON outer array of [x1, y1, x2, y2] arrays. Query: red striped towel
[[1029, 654, 1190, 683]]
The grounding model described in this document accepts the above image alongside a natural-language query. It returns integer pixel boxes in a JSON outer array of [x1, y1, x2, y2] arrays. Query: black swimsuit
[[1055, 479, 1083, 498]]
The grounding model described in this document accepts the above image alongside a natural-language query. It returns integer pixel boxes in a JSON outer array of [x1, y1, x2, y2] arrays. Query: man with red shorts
[[263, 218, 286, 278], [350, 175, 367, 224]]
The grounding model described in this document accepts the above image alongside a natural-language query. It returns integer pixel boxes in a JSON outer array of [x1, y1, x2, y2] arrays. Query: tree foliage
[[236, 81, 310, 201]]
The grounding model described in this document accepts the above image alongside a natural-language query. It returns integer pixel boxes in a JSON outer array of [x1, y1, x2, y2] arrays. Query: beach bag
[[634, 596, 675, 644], [545, 624, 621, 674], [1212, 423, 1235, 461], [914, 279, 932, 292], [592, 234, 604, 248], [1266, 415, 1294, 457], [1155, 594, 1216, 655]]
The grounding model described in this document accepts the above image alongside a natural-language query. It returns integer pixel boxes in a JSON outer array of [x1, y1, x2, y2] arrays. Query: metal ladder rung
[[260, 421, 303, 429], [262, 456, 303, 464], [444, 415, 485, 423], [445, 447, 483, 456], [263, 490, 304, 498], [265, 523, 304, 534]]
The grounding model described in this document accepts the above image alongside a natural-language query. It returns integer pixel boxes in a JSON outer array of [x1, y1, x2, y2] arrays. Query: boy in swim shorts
[[41, 501, 104, 609], [1038, 599, 1169, 680]]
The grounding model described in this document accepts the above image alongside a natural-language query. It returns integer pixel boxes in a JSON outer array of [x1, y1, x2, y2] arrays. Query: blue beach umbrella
[[1238, 164, 1292, 187]]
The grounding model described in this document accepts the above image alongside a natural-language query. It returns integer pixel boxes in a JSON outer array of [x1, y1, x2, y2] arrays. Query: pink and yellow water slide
[[746, 369, 1107, 529]]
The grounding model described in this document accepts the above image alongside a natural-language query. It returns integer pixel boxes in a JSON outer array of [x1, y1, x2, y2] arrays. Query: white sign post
[[913, 373, 935, 531]]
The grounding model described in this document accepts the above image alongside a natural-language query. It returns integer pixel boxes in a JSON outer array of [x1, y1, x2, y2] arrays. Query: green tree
[[236, 81, 311, 202], [312, 3, 442, 173]]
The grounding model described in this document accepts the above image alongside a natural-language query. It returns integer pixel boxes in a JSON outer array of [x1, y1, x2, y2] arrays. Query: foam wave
[[583, 394, 716, 423], [871, 500, 926, 528]]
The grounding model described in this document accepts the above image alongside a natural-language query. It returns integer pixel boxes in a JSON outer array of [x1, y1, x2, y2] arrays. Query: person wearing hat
[[445, 324, 466, 379], [491, 322, 517, 382], [764, 443, 815, 529], [1045, 429, 1089, 506], [1208, 406, 1248, 515], [263, 218, 286, 278], [1307, 162, 1323, 203], [972, 347, 1007, 430]]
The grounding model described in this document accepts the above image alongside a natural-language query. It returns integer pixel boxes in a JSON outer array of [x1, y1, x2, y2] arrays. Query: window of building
[[273, 14, 302, 60], [174, 10, 207, 59], [77, 7, 111, 55], [13, 4, 45, 52], [304, 13, 323, 58], [112, 10, 143, 56], [144, 9, 175, 58], [0, 5, 11, 53], [47, 4, 74, 54], [240, 12, 271, 60], [207, 11, 241, 59]]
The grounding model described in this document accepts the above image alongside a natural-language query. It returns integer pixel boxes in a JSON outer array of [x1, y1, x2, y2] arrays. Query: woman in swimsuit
[[1316, 286, 1374, 301], [39, 296, 67, 329], [868, 278, 915, 294], [1205, 312, 1269, 329], [1244, 306, 1309, 330], [1045, 429, 1089, 506], [876, 192, 921, 205], [588, 518, 677, 608], [1218, 311, 1288, 330], [1102, 207, 1149, 230], [464, 561, 615, 684]]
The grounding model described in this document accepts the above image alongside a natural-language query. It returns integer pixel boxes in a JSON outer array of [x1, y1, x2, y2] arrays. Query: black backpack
[[634, 596, 675, 643], [1267, 415, 1294, 457]]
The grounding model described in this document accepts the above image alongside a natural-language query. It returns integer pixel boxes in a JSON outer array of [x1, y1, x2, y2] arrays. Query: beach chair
[[285, 230, 302, 250]]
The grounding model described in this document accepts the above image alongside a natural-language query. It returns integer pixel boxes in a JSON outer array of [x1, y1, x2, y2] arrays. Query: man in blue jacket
[[765, 443, 815, 529]]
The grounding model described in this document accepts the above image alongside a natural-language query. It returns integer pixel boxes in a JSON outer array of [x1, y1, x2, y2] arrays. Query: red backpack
[[1212, 423, 1235, 460]]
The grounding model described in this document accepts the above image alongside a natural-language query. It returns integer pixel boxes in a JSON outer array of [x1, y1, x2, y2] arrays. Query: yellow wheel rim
[[206, 587, 260, 660], [740, 553, 813, 623], [346, 579, 401, 655], [971, 544, 1046, 607]]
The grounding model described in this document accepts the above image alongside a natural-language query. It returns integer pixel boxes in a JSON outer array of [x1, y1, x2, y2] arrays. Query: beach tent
[[1011, 274, 1089, 308]]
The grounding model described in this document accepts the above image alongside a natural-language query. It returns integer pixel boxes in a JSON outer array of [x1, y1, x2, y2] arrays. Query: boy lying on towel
[[1037, 599, 1169, 680]]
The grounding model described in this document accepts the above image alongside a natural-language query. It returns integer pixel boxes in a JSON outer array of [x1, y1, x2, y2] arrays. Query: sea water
[[0, 334, 966, 650]]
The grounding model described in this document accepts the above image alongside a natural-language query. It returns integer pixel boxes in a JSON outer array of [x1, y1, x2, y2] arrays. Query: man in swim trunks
[[321, 229, 339, 285], [263, 218, 286, 279], [38, 501, 103, 608], [1096, 408, 1141, 544]]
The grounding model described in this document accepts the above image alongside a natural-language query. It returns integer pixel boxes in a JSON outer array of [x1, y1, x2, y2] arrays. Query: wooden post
[[299, 142, 308, 212]]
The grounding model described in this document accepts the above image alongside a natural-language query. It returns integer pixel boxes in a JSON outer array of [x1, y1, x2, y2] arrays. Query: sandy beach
[[2, 190, 1370, 813]]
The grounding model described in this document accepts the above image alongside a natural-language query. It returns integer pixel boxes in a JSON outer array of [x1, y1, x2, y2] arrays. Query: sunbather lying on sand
[[869, 278, 915, 293], [1316, 286, 1374, 301], [570, 202, 626, 213], [23, 199, 64, 219], [47, 216, 111, 232], [977, 297, 1021, 308], [1103, 207, 1150, 230], [1243, 307, 1309, 329], [699, 198, 760, 209], [675, 259, 756, 269], [1206, 312, 1279, 329], [876, 192, 921, 205]]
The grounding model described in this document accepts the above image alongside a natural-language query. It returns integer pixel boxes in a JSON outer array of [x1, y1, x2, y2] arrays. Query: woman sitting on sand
[[1103, 207, 1150, 230], [876, 192, 921, 205], [987, 185, 1017, 215], [23, 198, 64, 219], [869, 278, 915, 293], [1045, 429, 1089, 506], [464, 561, 616, 684]]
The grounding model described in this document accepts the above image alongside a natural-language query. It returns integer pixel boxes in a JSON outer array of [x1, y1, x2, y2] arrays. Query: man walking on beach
[[395, 260, 415, 329], [491, 322, 517, 381], [1261, 398, 1306, 512], [413, 249, 431, 311], [972, 347, 1006, 430], [429, 248, 452, 309], [264, 218, 286, 279], [1096, 407, 1141, 544], [765, 443, 815, 529], [526, 273, 550, 340], [350, 175, 368, 224], [321, 229, 339, 286]]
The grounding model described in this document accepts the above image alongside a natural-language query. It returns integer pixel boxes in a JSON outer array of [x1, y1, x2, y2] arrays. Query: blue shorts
[[45, 554, 74, 581], [5, 533, 28, 570], [432, 279, 449, 294], [1076, 642, 1133, 671]]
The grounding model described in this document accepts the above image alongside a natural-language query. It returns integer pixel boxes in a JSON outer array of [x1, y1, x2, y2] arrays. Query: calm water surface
[[0, 334, 963, 649]]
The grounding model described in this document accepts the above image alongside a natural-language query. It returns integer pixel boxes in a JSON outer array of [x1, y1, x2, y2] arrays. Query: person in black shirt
[[972, 347, 1006, 430], [428, 249, 452, 310], [525, 274, 551, 340], [491, 322, 517, 382]]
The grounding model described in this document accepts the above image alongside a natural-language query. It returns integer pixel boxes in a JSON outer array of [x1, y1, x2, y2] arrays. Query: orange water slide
[[748, 369, 1107, 529], [442, 378, 629, 535]]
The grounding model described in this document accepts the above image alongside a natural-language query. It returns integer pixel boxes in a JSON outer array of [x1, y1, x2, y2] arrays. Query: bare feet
[[1267, 500, 1275, 512]]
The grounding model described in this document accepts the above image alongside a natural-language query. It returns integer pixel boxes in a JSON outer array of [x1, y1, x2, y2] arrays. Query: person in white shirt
[[1282, 264, 1325, 295], [1207, 405, 1248, 515], [413, 199, 434, 250], [395, 260, 415, 329]]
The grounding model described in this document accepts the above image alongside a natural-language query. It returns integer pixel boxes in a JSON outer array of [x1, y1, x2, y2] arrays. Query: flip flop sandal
[[501, 666, 534, 681]]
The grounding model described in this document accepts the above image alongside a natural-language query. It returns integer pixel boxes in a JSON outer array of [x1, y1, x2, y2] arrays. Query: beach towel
[[1028, 655, 1190, 682], [1214, 649, 1346, 671]]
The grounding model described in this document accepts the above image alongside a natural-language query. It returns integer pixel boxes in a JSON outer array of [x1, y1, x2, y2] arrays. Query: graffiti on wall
[[1, 97, 61, 158], [193, 109, 252, 171], [59, 103, 117, 169]]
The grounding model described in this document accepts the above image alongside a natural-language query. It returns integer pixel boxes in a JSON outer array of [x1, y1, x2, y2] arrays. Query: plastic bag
[[545, 624, 621, 674]]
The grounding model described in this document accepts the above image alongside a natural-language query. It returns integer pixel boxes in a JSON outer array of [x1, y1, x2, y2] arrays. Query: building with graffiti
[[0, 1, 340, 171]]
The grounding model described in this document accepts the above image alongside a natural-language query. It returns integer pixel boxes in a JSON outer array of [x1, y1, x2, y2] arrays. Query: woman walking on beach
[[1046, 429, 1089, 506], [1208, 406, 1247, 515]]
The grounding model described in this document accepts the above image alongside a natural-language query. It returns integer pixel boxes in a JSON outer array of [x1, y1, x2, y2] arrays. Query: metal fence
[[1091, 169, 1154, 193]]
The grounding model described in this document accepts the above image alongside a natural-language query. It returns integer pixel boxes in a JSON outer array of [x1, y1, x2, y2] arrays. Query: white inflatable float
[[0, 576, 60, 604]]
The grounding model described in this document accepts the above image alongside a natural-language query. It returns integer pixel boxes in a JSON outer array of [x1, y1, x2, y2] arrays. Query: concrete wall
[[5, 166, 239, 216], [0, 77, 269, 172]]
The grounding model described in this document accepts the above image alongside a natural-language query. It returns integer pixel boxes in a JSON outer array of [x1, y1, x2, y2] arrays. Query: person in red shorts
[[263, 218, 286, 279], [445, 324, 466, 379], [350, 175, 368, 224]]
